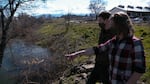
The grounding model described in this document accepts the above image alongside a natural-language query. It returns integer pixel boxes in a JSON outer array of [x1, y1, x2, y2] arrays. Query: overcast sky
[[27, 0, 149, 15]]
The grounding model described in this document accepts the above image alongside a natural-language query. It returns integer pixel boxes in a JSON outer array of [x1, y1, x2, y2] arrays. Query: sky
[[28, 0, 150, 15]]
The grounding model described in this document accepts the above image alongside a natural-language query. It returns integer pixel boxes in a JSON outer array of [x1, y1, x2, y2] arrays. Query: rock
[[58, 61, 95, 84]]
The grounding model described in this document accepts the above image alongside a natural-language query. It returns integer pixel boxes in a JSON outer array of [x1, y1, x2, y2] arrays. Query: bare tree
[[0, 0, 46, 67], [89, 0, 106, 20]]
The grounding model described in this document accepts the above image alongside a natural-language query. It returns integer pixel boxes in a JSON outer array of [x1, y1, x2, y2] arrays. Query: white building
[[109, 5, 150, 20]]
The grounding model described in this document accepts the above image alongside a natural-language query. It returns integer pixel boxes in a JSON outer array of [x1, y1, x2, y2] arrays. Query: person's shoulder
[[132, 36, 143, 45], [132, 36, 140, 41], [132, 36, 141, 43]]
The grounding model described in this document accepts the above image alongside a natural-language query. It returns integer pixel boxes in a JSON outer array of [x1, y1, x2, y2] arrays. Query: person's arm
[[127, 72, 143, 84], [65, 47, 95, 60], [127, 39, 146, 84], [65, 39, 111, 60]]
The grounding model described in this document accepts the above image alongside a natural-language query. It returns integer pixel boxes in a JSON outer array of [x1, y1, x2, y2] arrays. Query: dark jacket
[[95, 28, 115, 65]]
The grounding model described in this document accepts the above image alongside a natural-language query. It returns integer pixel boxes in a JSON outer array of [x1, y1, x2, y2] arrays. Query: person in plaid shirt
[[65, 12, 146, 84]]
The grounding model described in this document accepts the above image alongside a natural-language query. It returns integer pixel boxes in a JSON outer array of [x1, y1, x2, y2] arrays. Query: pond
[[0, 40, 51, 84]]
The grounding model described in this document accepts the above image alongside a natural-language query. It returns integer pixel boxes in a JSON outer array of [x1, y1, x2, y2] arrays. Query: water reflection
[[0, 40, 50, 84]]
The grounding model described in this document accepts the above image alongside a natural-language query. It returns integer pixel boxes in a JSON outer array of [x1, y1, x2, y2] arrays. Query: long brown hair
[[111, 12, 134, 37]]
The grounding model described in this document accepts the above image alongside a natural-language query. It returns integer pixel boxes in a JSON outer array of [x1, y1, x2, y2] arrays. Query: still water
[[0, 40, 50, 84]]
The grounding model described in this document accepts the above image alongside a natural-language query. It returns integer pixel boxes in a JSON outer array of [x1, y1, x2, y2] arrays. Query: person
[[87, 11, 115, 84], [65, 12, 146, 84]]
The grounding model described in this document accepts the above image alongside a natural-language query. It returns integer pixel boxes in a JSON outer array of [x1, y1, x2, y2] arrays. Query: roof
[[110, 5, 150, 13]]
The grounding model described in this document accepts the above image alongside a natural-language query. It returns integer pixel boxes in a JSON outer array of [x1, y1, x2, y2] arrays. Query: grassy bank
[[36, 19, 150, 83]]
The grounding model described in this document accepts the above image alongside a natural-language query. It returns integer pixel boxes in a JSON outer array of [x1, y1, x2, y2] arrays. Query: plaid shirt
[[93, 36, 146, 84]]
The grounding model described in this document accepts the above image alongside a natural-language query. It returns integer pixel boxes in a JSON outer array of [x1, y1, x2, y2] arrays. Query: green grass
[[134, 24, 150, 83]]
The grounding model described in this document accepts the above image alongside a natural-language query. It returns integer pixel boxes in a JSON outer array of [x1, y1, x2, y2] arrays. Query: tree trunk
[[0, 46, 5, 65], [0, 31, 7, 65]]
